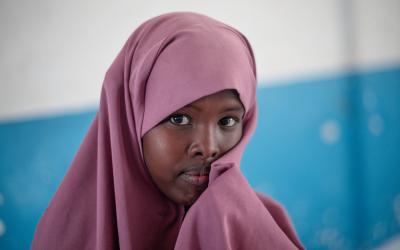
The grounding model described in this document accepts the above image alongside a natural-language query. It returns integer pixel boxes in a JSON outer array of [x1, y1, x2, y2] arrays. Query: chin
[[170, 192, 201, 206]]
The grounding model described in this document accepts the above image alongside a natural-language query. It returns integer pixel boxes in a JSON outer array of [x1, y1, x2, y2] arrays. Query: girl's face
[[142, 90, 245, 205]]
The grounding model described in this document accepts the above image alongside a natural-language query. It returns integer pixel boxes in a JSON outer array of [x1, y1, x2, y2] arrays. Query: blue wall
[[1, 66, 399, 249]]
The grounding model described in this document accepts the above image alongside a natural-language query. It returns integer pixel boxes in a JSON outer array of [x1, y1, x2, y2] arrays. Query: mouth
[[179, 165, 211, 187]]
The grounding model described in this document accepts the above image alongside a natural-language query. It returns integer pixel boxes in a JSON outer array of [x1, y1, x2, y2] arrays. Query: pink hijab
[[31, 12, 304, 250]]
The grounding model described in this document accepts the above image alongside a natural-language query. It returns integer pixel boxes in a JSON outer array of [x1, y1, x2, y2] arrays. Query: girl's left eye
[[219, 117, 238, 127], [169, 114, 191, 125]]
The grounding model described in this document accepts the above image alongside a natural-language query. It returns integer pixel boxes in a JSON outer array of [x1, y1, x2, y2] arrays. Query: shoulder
[[255, 192, 305, 250]]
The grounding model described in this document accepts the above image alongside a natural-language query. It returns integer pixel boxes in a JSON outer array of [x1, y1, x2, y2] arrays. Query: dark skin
[[142, 90, 245, 206]]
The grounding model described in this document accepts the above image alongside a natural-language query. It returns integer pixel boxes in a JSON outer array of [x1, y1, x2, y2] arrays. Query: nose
[[189, 125, 220, 162]]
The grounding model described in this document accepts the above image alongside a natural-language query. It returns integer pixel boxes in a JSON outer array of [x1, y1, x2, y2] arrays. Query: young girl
[[32, 12, 304, 249]]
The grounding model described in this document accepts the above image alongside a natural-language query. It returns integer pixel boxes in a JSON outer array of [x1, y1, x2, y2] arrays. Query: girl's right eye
[[169, 114, 191, 125]]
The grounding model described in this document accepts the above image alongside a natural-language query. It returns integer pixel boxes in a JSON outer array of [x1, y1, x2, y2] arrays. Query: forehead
[[181, 89, 243, 110]]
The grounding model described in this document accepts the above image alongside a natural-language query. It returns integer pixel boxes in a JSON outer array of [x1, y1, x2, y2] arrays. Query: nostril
[[189, 140, 219, 159], [191, 149, 218, 160]]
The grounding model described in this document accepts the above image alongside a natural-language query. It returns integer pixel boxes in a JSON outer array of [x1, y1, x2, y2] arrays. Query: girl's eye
[[169, 114, 191, 125], [219, 117, 237, 127]]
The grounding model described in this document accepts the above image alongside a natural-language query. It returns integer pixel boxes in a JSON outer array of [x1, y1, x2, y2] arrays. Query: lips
[[179, 165, 211, 187]]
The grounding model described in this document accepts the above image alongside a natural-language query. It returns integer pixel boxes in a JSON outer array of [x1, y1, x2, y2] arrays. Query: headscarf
[[31, 12, 304, 250]]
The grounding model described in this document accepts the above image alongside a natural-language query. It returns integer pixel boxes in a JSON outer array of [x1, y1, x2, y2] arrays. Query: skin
[[142, 89, 245, 206]]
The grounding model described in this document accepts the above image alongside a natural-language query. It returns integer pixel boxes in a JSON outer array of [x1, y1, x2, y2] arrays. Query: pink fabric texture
[[31, 12, 304, 250]]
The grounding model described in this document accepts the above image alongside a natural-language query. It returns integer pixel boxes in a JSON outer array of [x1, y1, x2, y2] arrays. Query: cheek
[[142, 128, 183, 176], [219, 126, 243, 152]]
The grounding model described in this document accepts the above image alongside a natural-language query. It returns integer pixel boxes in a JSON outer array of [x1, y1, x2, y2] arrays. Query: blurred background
[[0, 0, 399, 249]]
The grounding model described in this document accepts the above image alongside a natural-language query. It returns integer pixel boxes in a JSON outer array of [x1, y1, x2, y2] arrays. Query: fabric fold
[[175, 166, 304, 250]]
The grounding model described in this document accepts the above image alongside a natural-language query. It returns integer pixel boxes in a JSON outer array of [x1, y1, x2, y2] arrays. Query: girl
[[32, 12, 304, 250]]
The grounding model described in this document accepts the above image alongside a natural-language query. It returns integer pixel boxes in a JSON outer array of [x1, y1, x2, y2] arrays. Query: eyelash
[[167, 114, 240, 128]]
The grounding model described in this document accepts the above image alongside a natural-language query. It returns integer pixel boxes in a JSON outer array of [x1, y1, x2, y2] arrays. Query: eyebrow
[[186, 104, 245, 113]]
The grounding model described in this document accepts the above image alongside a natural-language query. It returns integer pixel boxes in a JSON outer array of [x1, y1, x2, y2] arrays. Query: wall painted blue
[[0, 113, 95, 249], [243, 66, 400, 249], [353, 68, 400, 248], [243, 75, 355, 249], [0, 66, 399, 249]]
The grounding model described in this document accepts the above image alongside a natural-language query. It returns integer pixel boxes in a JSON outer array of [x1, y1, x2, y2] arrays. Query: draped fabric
[[31, 12, 304, 250]]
